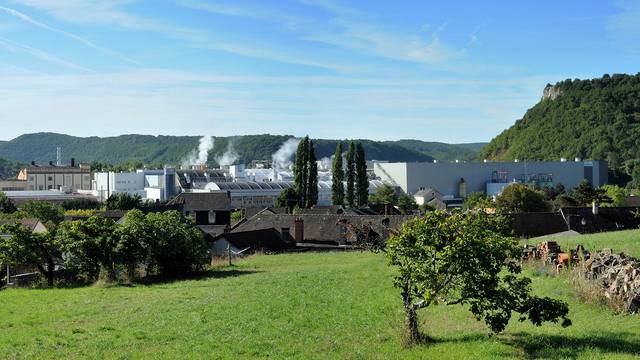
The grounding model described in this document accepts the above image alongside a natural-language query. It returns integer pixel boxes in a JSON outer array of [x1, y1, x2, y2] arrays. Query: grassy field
[[525, 229, 640, 257], [1, 248, 639, 359]]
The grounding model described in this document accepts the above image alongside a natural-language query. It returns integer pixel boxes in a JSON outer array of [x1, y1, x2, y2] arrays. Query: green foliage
[[391, 139, 482, 162], [0, 157, 23, 180], [292, 136, 318, 208], [0, 191, 17, 213], [599, 184, 629, 207], [64, 209, 97, 217], [275, 187, 300, 209], [355, 143, 369, 207], [114, 209, 151, 279], [106, 193, 143, 211], [231, 210, 244, 221], [397, 194, 417, 215], [463, 191, 493, 210], [145, 211, 209, 276], [481, 74, 640, 187], [61, 198, 101, 211], [345, 141, 355, 207], [387, 211, 570, 342], [0, 222, 60, 285], [571, 180, 611, 206], [57, 217, 119, 282], [20, 201, 64, 226], [368, 183, 398, 205], [331, 143, 344, 206], [495, 184, 551, 213]]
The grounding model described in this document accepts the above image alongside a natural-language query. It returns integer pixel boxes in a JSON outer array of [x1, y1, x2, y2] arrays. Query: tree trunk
[[402, 281, 421, 344]]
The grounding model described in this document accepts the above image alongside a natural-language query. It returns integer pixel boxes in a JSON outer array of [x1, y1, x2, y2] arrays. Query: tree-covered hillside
[[0, 158, 22, 180], [481, 73, 640, 185], [0, 133, 485, 167], [391, 140, 482, 162]]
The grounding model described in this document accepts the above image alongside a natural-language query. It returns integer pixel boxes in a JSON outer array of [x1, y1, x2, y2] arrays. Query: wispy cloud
[[0, 4, 139, 64], [0, 35, 92, 72], [606, 0, 640, 53]]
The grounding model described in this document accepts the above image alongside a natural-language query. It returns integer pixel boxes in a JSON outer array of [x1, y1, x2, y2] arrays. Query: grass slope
[[527, 229, 640, 258], [1, 251, 639, 359]]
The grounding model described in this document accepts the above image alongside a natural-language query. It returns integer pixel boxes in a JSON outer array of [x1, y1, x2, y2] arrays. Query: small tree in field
[[387, 211, 571, 344], [0, 223, 60, 286]]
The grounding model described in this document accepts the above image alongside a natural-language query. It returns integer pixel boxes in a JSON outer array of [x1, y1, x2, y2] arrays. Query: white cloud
[[606, 0, 640, 53], [0, 35, 92, 72], [0, 4, 138, 64]]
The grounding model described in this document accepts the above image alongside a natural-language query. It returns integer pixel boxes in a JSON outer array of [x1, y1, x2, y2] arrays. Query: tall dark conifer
[[307, 140, 318, 208], [355, 142, 369, 206], [331, 142, 344, 205], [345, 141, 355, 207], [294, 137, 309, 206]]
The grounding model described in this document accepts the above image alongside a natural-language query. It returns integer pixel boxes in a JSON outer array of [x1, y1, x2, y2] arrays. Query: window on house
[[208, 211, 217, 224]]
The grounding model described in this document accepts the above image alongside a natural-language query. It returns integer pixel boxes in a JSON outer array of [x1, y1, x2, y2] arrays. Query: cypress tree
[[294, 137, 309, 206], [331, 142, 344, 205], [355, 142, 369, 206], [345, 141, 355, 207], [307, 140, 318, 208]]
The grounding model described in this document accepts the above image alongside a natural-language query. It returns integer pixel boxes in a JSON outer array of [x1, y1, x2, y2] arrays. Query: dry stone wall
[[584, 250, 640, 313]]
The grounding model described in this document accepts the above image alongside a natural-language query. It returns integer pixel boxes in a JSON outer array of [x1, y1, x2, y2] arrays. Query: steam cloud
[[183, 136, 215, 166], [216, 141, 239, 166], [272, 138, 300, 169], [319, 156, 332, 170]]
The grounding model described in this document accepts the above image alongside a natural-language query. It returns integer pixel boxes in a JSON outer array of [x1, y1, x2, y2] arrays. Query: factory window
[[48, 176, 53, 181]]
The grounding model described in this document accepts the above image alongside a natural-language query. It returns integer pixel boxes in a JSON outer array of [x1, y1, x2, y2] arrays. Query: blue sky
[[0, 0, 638, 142]]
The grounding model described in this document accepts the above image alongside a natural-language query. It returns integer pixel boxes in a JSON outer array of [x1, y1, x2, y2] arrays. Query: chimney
[[70, 158, 76, 167], [49, 161, 55, 166], [31, 161, 36, 166], [592, 201, 599, 215], [294, 218, 304, 243]]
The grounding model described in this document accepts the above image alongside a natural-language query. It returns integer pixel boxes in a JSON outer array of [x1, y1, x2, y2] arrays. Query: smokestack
[[49, 161, 55, 166], [31, 161, 36, 166], [70, 158, 76, 167]]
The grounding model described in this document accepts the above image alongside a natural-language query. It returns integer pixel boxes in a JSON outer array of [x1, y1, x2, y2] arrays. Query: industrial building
[[18, 159, 91, 191], [374, 160, 608, 198], [93, 168, 179, 202], [204, 180, 386, 208]]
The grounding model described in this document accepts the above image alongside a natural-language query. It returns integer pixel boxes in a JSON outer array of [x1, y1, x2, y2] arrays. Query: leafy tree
[[105, 193, 142, 211], [294, 137, 309, 206], [307, 140, 318, 208], [145, 211, 209, 276], [21, 201, 65, 226], [387, 211, 571, 343], [368, 184, 398, 205], [397, 194, 417, 215], [463, 191, 492, 210], [114, 209, 151, 280], [571, 180, 611, 206], [599, 184, 629, 207], [57, 217, 119, 282], [331, 142, 344, 206], [0, 191, 17, 214], [355, 143, 369, 206], [345, 141, 355, 207], [275, 187, 300, 209], [495, 184, 551, 213], [61, 198, 101, 211], [553, 193, 579, 209], [0, 223, 60, 286]]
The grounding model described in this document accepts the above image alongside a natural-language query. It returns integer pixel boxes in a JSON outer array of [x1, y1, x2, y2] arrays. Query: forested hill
[[481, 73, 640, 184], [0, 133, 484, 167]]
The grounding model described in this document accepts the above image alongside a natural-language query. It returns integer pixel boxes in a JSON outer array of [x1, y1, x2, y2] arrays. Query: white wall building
[[93, 168, 178, 202]]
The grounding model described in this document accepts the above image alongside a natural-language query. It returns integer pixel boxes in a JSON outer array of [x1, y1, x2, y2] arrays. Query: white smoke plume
[[216, 141, 239, 166], [272, 138, 300, 169], [183, 136, 215, 166], [319, 156, 333, 171]]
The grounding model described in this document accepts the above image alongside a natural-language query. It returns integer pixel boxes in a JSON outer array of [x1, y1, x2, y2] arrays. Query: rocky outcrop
[[542, 84, 563, 101], [584, 249, 640, 313]]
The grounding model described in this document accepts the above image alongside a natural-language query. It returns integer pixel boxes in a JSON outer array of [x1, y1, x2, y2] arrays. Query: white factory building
[[93, 168, 178, 202]]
